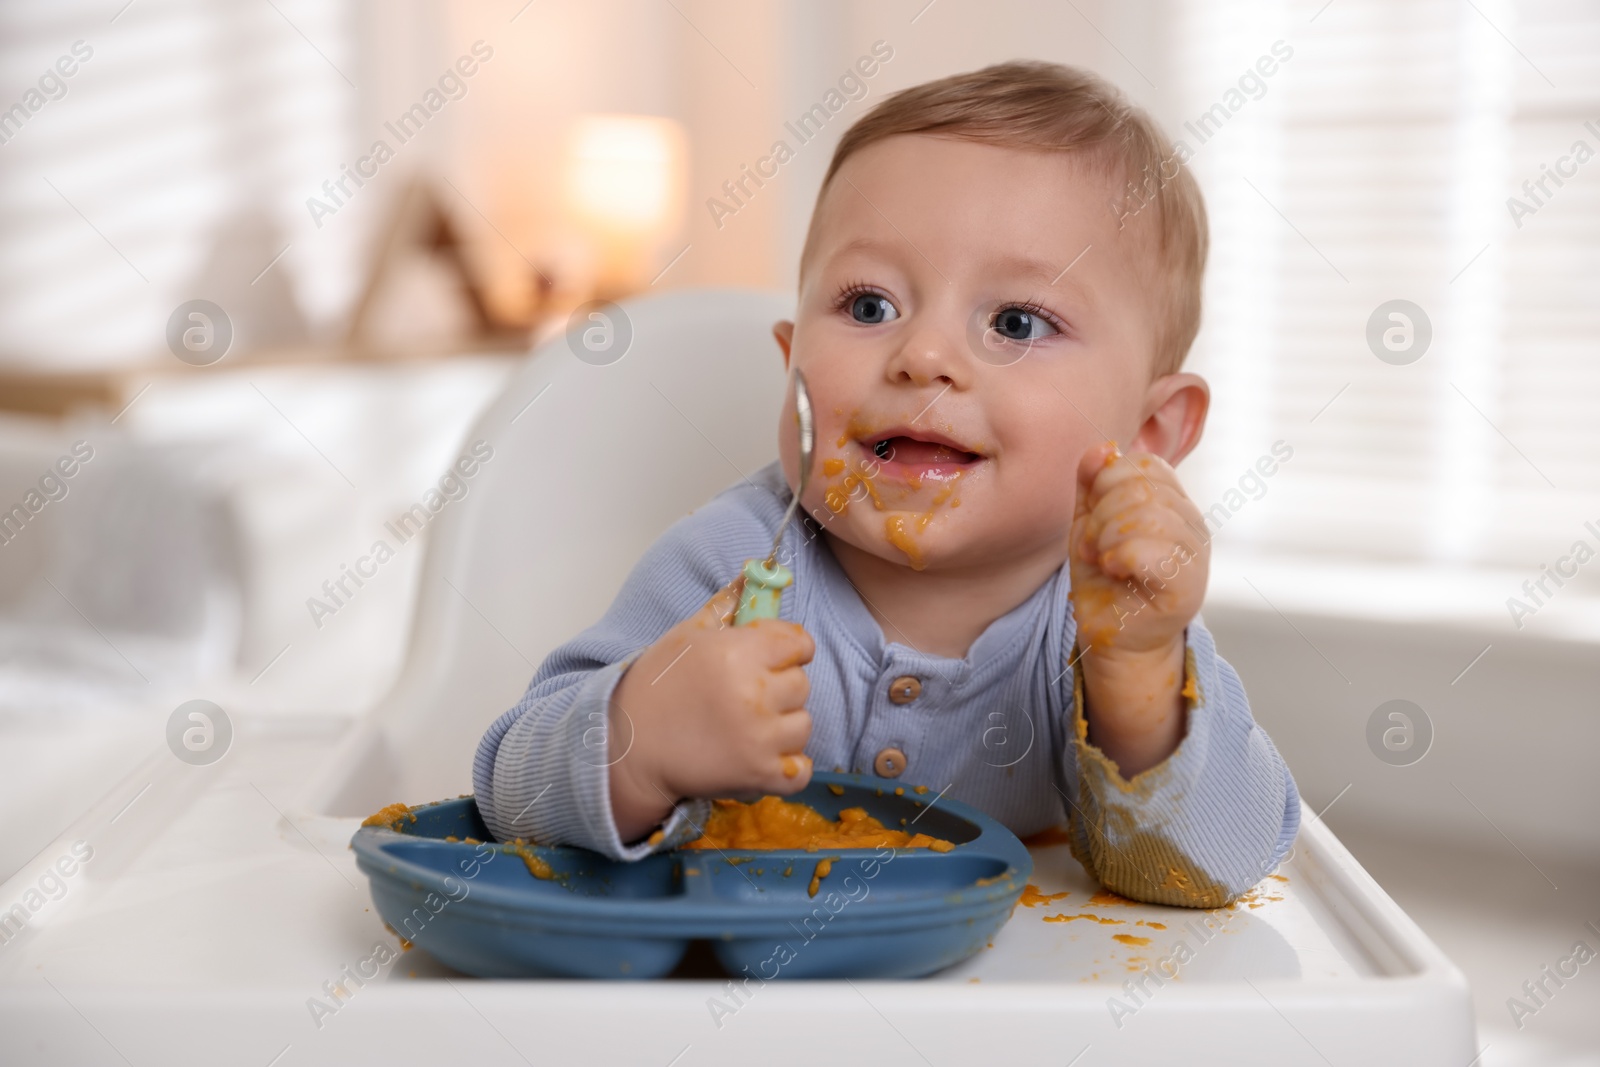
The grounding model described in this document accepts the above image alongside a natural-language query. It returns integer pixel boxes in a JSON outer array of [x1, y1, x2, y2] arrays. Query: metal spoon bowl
[[764, 368, 813, 567]]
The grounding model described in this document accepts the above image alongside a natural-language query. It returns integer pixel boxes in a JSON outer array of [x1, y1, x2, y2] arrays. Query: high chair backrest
[[310, 288, 794, 815]]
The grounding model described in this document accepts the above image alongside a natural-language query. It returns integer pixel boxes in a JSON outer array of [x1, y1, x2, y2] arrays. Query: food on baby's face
[[681, 795, 955, 852], [815, 415, 972, 570], [885, 514, 924, 569]]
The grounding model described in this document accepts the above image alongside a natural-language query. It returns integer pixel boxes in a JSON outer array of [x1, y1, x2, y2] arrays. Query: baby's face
[[776, 134, 1187, 575]]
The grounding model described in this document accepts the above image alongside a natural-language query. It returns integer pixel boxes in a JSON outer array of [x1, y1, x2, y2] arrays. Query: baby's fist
[[1069, 441, 1208, 657]]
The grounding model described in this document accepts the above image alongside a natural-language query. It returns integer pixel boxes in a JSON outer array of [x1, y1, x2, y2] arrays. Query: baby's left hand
[[1069, 441, 1208, 656], [1067, 441, 1209, 778]]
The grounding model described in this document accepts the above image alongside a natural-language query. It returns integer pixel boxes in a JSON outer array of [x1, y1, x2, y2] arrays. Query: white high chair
[[0, 289, 1475, 1066], [304, 287, 799, 821]]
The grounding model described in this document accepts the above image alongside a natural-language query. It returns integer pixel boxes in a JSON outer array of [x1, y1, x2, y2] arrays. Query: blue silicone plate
[[350, 772, 1033, 980]]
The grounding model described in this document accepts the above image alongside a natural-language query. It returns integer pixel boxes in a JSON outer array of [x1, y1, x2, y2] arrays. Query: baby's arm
[[472, 488, 813, 858], [1061, 617, 1300, 907], [1061, 443, 1299, 906], [605, 572, 815, 841]]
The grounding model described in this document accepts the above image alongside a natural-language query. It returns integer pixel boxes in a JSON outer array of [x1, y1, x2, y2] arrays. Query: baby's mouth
[[861, 429, 985, 479]]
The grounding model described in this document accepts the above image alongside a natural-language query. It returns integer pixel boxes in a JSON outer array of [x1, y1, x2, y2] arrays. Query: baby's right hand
[[606, 574, 815, 843]]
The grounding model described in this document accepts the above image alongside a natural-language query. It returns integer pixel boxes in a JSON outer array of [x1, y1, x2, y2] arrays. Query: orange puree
[[1018, 884, 1071, 908], [1069, 583, 1123, 650], [1088, 889, 1138, 907], [506, 840, 554, 880], [1113, 934, 1152, 946], [808, 858, 833, 897], [361, 802, 416, 829], [1022, 825, 1073, 848], [824, 483, 851, 514], [682, 796, 954, 852], [823, 460, 888, 516], [885, 515, 924, 569], [858, 470, 885, 510], [1044, 913, 1124, 925]]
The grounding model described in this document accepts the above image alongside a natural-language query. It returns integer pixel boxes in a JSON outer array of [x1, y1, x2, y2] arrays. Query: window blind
[[0, 0, 358, 368], [1168, 0, 1600, 585]]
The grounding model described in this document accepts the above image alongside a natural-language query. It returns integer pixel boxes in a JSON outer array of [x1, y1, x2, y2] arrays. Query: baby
[[475, 61, 1299, 908]]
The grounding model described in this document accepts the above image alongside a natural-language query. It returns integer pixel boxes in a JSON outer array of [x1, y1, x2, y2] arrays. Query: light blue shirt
[[474, 461, 1300, 906]]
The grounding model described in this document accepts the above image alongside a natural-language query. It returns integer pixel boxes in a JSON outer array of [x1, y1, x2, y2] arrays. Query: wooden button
[[874, 747, 907, 778], [887, 675, 922, 704]]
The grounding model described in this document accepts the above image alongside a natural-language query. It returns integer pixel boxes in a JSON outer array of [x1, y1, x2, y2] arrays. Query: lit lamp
[[563, 114, 687, 299]]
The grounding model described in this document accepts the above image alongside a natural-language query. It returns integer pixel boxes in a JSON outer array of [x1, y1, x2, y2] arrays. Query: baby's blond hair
[[801, 60, 1207, 376]]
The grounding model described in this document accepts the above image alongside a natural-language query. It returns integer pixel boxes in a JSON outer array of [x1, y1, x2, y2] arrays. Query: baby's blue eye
[[850, 293, 898, 324], [991, 307, 1057, 341]]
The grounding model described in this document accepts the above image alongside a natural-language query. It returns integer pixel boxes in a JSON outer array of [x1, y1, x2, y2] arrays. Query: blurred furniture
[[345, 179, 555, 358]]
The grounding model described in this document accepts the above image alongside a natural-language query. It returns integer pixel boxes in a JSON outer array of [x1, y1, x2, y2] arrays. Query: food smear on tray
[[1017, 883, 1072, 908], [681, 795, 955, 852]]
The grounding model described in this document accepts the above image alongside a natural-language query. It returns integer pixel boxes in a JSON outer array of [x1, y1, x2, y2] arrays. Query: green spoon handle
[[734, 557, 793, 625]]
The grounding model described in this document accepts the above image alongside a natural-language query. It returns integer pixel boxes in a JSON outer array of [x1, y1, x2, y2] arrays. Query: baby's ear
[[1132, 372, 1209, 465], [772, 320, 795, 369]]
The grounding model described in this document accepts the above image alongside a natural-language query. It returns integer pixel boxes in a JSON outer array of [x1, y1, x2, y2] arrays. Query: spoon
[[767, 367, 814, 566], [733, 368, 813, 625]]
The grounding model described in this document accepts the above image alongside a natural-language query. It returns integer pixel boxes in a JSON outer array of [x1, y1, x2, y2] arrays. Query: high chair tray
[[350, 772, 1032, 980], [0, 719, 1478, 1066]]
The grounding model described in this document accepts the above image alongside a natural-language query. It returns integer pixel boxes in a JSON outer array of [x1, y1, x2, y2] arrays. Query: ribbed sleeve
[[1064, 616, 1301, 907], [471, 476, 782, 859]]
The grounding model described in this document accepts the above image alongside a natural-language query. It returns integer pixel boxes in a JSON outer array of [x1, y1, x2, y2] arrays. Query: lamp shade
[[563, 114, 686, 239]]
